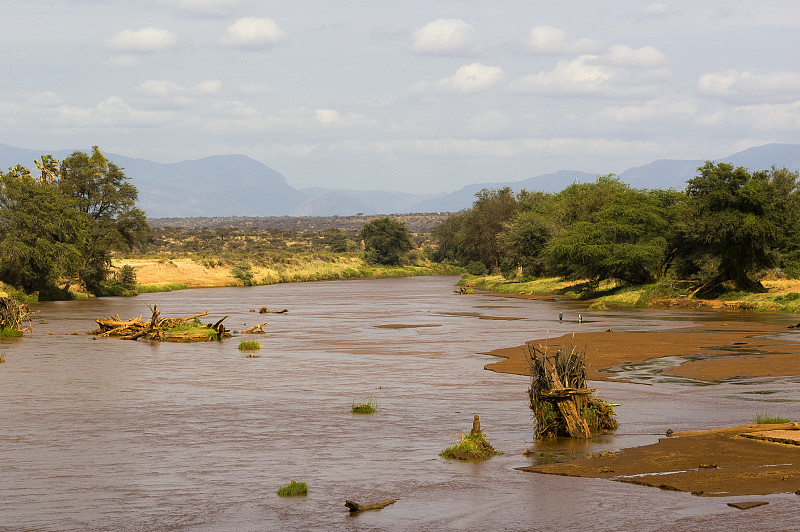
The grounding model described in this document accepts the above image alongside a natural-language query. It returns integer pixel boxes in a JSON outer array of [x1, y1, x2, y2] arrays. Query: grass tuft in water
[[277, 480, 308, 497], [351, 398, 378, 414], [237, 340, 262, 351], [440, 431, 501, 460], [0, 326, 23, 338], [755, 412, 793, 424]]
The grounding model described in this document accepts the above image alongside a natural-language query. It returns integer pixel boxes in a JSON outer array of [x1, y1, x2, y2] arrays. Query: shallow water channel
[[3, 276, 800, 531]]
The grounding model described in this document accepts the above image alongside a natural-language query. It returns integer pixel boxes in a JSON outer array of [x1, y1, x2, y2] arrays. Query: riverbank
[[481, 299, 800, 498], [461, 274, 800, 313], [524, 423, 800, 497], [112, 257, 462, 292], [483, 322, 800, 383]]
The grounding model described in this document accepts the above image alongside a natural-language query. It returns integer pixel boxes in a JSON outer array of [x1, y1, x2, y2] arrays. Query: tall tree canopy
[[0, 169, 85, 292], [676, 162, 800, 292], [360, 217, 414, 265], [542, 177, 674, 284], [0, 147, 149, 296], [58, 147, 149, 292]]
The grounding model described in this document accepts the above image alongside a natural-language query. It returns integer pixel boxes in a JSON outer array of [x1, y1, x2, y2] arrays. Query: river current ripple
[[2, 276, 799, 531]]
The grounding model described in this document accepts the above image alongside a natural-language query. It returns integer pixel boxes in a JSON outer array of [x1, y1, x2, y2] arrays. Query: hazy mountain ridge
[[2, 143, 799, 217]]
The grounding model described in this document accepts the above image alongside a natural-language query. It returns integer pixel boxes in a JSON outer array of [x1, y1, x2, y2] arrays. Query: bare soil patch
[[522, 424, 800, 497], [483, 322, 800, 383]]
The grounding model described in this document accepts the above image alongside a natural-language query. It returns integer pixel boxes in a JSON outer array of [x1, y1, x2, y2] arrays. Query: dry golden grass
[[114, 259, 234, 288]]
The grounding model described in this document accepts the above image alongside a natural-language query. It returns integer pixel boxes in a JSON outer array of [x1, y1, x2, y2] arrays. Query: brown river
[[2, 276, 799, 531]]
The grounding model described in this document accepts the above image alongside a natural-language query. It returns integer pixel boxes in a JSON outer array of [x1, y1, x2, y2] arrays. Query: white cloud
[[210, 100, 260, 119], [27, 92, 62, 106], [202, 106, 378, 132], [137, 80, 185, 98], [523, 26, 602, 55], [411, 19, 483, 56], [604, 45, 667, 68], [590, 99, 698, 125], [192, 80, 223, 95], [221, 17, 285, 49], [508, 56, 611, 96], [106, 27, 177, 52], [56, 97, 175, 127], [434, 63, 505, 94], [698, 69, 800, 103], [696, 102, 800, 131]]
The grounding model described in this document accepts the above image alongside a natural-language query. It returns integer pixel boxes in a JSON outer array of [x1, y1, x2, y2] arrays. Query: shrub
[[231, 261, 255, 286], [465, 260, 488, 276], [277, 481, 308, 497]]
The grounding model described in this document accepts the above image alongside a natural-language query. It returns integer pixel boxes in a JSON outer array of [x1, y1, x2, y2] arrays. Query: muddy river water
[[2, 276, 799, 531]]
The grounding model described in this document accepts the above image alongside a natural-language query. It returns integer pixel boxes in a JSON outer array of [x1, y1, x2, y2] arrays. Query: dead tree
[[526, 337, 616, 439], [0, 296, 30, 334]]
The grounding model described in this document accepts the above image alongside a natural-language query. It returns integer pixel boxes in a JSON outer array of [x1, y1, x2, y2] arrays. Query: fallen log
[[345, 499, 397, 512], [259, 307, 288, 314], [241, 322, 268, 334], [94, 306, 229, 342]]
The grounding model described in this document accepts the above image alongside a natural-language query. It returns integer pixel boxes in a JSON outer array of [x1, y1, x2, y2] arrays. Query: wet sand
[[483, 322, 800, 382], [523, 424, 800, 497], [484, 319, 800, 497]]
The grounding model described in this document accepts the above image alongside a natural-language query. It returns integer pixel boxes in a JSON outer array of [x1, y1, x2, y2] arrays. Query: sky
[[2, 0, 800, 193]]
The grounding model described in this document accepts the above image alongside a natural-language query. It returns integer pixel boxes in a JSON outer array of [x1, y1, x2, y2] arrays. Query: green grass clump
[[162, 322, 220, 340], [277, 480, 308, 497], [0, 327, 23, 338], [238, 340, 262, 351], [137, 282, 188, 293], [755, 412, 793, 424], [440, 431, 501, 461], [351, 398, 378, 414]]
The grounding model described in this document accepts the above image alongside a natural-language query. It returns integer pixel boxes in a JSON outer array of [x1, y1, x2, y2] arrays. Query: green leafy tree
[[543, 177, 672, 284], [676, 162, 799, 292], [58, 147, 150, 293], [459, 188, 518, 271], [499, 191, 554, 278], [360, 217, 414, 265], [0, 170, 85, 293]]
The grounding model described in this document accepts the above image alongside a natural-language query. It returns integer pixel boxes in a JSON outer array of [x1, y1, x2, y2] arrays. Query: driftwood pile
[[94, 305, 230, 342], [527, 338, 617, 439], [0, 296, 29, 334]]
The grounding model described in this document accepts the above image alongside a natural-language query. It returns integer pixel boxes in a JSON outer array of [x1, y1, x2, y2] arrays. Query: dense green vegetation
[[0, 147, 150, 298], [435, 163, 800, 295], [360, 217, 414, 265]]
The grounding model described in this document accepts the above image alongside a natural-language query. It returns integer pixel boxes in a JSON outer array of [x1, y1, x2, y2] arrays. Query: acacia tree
[[0, 168, 85, 293], [360, 217, 414, 265], [542, 177, 673, 285], [58, 147, 150, 293], [676, 162, 800, 292]]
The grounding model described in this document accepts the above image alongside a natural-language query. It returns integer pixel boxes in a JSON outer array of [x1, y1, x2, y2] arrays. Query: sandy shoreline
[[483, 322, 800, 383], [483, 316, 800, 497]]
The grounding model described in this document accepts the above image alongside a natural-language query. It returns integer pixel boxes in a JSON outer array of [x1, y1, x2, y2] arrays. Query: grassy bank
[[459, 275, 800, 313], [114, 255, 463, 294]]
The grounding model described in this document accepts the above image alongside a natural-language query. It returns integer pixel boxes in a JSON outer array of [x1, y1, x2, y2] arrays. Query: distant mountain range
[[2, 142, 800, 218]]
